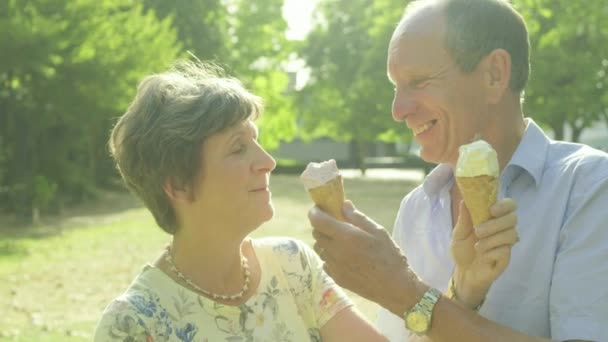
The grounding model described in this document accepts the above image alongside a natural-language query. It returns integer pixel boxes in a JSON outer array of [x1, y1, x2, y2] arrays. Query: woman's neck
[[167, 223, 251, 296]]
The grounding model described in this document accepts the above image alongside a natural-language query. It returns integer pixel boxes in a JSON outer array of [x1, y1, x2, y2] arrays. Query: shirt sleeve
[[94, 299, 154, 342], [550, 173, 608, 341], [297, 240, 353, 328]]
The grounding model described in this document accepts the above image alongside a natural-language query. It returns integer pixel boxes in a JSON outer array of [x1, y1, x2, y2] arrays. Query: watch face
[[406, 310, 430, 334]]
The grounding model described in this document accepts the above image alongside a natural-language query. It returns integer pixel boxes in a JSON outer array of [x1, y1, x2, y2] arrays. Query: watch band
[[418, 287, 441, 312], [404, 287, 442, 335]]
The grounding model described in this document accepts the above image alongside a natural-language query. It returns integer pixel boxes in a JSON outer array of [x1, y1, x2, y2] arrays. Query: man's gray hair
[[403, 0, 530, 94], [109, 61, 263, 234]]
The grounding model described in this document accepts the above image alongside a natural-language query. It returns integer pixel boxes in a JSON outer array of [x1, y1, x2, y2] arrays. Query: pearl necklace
[[164, 245, 251, 301]]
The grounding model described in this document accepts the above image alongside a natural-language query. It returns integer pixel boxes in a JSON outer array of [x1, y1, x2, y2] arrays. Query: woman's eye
[[232, 144, 246, 154], [411, 78, 430, 89]]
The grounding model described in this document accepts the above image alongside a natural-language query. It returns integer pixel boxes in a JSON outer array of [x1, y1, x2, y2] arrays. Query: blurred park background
[[0, 0, 607, 340]]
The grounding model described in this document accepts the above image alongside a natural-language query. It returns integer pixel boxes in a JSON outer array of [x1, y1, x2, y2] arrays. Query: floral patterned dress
[[94, 238, 352, 341]]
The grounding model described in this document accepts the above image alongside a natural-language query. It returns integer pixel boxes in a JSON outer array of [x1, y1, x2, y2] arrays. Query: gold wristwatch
[[404, 287, 442, 336]]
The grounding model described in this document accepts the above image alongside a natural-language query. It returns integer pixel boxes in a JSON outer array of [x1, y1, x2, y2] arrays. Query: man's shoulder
[[546, 141, 608, 178], [397, 182, 429, 211]]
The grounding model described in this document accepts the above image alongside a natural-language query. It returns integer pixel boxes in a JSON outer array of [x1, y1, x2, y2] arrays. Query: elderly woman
[[94, 61, 387, 341]]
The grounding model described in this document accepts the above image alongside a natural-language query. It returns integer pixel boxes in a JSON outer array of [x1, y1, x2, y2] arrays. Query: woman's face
[[190, 119, 276, 232]]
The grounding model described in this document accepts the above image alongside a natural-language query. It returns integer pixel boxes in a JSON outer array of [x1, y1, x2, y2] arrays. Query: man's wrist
[[384, 267, 428, 317], [453, 270, 487, 310]]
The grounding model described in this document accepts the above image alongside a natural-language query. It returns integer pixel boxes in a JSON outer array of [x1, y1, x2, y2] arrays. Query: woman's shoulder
[[97, 266, 167, 318], [94, 267, 179, 341], [94, 289, 170, 341]]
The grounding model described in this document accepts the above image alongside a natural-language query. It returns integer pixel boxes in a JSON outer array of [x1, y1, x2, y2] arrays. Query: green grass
[[0, 174, 418, 341]]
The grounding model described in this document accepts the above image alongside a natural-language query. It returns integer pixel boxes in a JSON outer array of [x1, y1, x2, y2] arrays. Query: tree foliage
[[143, 0, 297, 150], [513, 0, 608, 141], [298, 0, 410, 171], [0, 0, 180, 220], [1, 0, 605, 221], [0, 0, 296, 222], [224, 0, 297, 151]]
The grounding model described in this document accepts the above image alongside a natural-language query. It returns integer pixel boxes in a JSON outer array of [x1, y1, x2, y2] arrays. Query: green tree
[[515, 0, 608, 141], [140, 0, 298, 151], [224, 0, 298, 151], [143, 0, 230, 61], [0, 0, 180, 221], [298, 0, 410, 173]]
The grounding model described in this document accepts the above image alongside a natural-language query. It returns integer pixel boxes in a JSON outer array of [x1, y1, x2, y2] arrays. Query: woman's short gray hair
[[109, 61, 263, 234]]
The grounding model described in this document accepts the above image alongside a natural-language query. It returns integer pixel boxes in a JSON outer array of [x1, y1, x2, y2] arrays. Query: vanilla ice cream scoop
[[455, 140, 499, 178], [300, 159, 346, 221], [300, 159, 341, 190]]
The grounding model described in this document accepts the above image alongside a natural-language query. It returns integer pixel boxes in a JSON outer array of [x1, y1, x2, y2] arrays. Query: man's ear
[[482, 48, 512, 104]]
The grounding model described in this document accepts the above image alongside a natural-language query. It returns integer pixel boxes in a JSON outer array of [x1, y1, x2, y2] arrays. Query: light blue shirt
[[377, 119, 608, 341]]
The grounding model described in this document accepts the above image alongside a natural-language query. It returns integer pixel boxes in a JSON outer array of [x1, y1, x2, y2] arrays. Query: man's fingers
[[342, 200, 383, 234], [475, 227, 519, 253], [308, 206, 354, 238], [479, 245, 511, 266], [475, 211, 517, 239], [453, 201, 474, 240], [490, 198, 517, 218], [312, 229, 331, 243]]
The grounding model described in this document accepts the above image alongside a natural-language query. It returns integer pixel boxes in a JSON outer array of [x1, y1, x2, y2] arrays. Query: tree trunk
[[570, 125, 584, 143], [88, 124, 97, 184], [551, 122, 564, 141], [350, 140, 368, 176]]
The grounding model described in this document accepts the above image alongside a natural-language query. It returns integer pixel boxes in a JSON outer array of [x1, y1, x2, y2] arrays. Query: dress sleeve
[[297, 240, 353, 328], [94, 299, 155, 342], [549, 173, 608, 340]]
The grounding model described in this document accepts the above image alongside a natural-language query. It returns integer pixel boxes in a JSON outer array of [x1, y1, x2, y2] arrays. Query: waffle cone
[[307, 176, 345, 221], [456, 175, 498, 227]]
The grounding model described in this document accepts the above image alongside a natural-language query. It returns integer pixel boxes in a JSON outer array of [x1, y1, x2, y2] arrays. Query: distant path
[[341, 168, 426, 183]]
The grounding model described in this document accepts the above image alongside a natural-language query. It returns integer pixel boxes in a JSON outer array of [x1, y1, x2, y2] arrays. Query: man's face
[[387, 15, 490, 166]]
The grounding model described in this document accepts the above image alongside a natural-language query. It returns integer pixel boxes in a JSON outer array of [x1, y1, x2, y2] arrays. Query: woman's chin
[[261, 205, 275, 222], [251, 206, 274, 228]]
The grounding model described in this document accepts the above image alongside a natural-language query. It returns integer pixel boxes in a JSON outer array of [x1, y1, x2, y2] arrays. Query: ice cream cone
[[456, 175, 498, 227], [455, 139, 500, 227], [307, 175, 346, 221]]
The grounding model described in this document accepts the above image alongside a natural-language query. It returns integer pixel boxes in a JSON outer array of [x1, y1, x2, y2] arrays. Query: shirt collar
[[421, 118, 549, 198], [503, 118, 549, 187], [422, 163, 453, 201]]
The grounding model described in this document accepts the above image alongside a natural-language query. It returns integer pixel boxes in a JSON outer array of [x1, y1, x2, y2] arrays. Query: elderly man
[[309, 0, 608, 341]]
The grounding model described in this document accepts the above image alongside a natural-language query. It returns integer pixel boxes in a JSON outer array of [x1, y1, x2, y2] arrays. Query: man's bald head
[[391, 0, 530, 94]]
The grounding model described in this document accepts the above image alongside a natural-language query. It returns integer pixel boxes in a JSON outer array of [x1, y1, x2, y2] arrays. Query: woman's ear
[[482, 48, 512, 104], [163, 179, 192, 203]]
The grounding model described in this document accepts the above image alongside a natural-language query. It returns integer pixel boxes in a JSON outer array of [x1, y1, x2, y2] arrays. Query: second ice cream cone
[[456, 175, 498, 227]]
